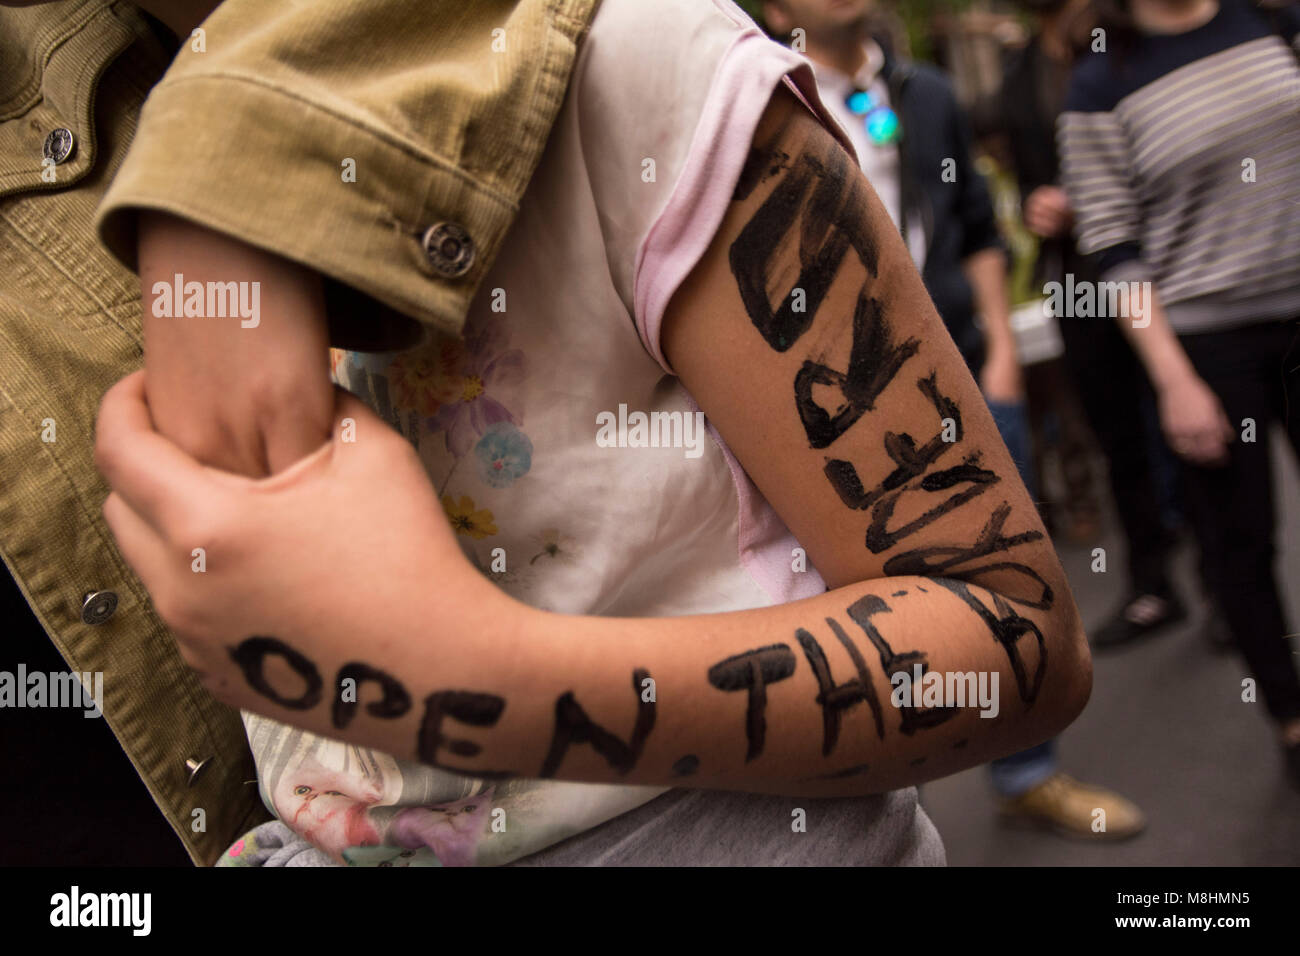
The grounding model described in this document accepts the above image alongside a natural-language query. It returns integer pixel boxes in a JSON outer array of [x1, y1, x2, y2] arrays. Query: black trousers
[[1179, 317, 1300, 724], [1056, 313, 1176, 596]]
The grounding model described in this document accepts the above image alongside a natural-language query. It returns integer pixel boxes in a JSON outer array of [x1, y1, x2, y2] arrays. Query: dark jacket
[[998, 35, 1099, 290], [878, 39, 1006, 365]]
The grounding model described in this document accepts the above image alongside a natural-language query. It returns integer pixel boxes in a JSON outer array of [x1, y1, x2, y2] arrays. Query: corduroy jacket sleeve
[[96, 0, 599, 347]]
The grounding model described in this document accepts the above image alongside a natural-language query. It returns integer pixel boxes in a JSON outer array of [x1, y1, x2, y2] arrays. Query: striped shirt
[[1058, 0, 1300, 333]]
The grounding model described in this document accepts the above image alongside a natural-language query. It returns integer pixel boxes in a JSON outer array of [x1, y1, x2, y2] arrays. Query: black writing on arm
[[728, 130, 1047, 606], [707, 645, 797, 761], [708, 105, 1054, 769], [229, 635, 664, 780], [729, 142, 880, 353], [222, 107, 1066, 791], [539, 669, 655, 777]]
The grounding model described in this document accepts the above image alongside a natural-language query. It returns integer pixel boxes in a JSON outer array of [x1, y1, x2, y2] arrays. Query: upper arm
[[662, 87, 1068, 620]]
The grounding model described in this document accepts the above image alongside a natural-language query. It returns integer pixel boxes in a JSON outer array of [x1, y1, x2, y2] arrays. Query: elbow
[[1043, 600, 1093, 736], [998, 586, 1092, 752], [1062, 631, 1093, 729]]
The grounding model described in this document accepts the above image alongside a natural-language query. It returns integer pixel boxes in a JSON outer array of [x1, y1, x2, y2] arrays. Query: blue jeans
[[984, 397, 1058, 797]]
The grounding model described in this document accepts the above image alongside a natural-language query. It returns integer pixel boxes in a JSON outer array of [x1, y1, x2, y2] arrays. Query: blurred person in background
[[1059, 0, 1300, 783], [1000, 0, 1215, 653], [762, 0, 1146, 839]]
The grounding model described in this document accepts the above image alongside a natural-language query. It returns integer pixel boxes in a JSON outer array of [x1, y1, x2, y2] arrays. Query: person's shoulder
[[896, 59, 962, 120], [575, 0, 772, 122], [584, 0, 755, 57], [904, 59, 958, 97], [1063, 49, 1121, 113]]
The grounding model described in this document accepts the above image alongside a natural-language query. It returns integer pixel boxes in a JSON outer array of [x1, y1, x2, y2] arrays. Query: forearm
[[227, 565, 1088, 798], [140, 211, 334, 476], [1113, 282, 1197, 392], [963, 247, 1016, 355]]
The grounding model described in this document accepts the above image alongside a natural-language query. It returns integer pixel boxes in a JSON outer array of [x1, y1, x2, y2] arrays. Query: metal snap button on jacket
[[185, 757, 209, 787], [80, 590, 118, 625], [421, 222, 474, 277], [42, 127, 76, 164]]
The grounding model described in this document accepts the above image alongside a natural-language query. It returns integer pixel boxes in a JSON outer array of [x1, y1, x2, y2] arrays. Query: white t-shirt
[[238, 0, 944, 868]]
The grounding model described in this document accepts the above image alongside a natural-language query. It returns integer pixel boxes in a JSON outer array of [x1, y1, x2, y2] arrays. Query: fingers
[[204, 383, 363, 494], [227, 383, 412, 496], [327, 384, 415, 467], [95, 370, 224, 533], [1209, 406, 1236, 466], [1025, 208, 1066, 239], [330, 383, 390, 435], [1172, 421, 1232, 467], [257, 379, 336, 476], [326, 385, 444, 510], [1192, 403, 1234, 466], [1195, 437, 1227, 466], [1024, 188, 1070, 237], [101, 491, 175, 603], [1218, 406, 1236, 442]]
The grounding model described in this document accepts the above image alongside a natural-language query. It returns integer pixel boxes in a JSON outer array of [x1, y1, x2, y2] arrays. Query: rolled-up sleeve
[[95, 0, 596, 342], [1057, 105, 1145, 279]]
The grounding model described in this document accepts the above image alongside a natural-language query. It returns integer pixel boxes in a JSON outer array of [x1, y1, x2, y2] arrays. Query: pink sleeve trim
[[633, 28, 851, 605], [632, 28, 858, 377]]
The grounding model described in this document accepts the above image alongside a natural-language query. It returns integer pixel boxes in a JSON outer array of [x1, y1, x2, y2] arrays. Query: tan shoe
[[999, 773, 1146, 841]]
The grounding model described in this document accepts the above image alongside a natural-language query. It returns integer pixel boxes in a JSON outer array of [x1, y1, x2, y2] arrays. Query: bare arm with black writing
[[97, 87, 1091, 797]]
